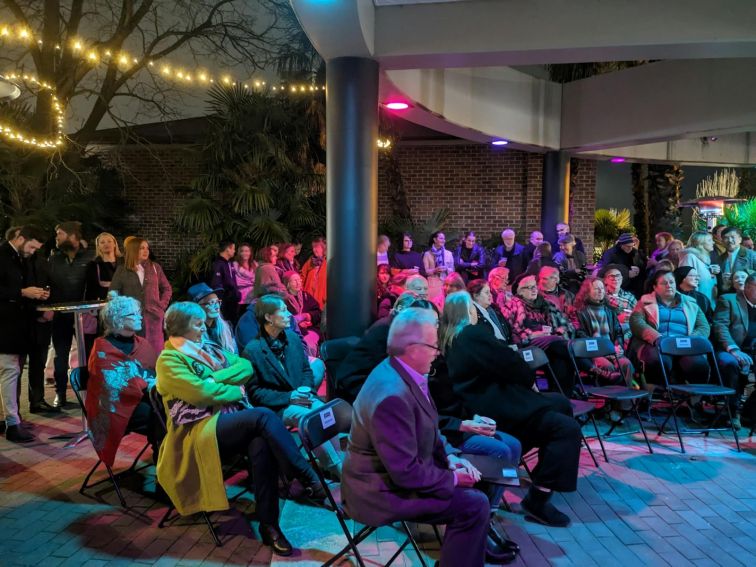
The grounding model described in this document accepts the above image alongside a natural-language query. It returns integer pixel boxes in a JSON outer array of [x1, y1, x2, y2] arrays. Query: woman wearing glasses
[[187, 283, 237, 354], [501, 273, 577, 394], [440, 291, 581, 528]]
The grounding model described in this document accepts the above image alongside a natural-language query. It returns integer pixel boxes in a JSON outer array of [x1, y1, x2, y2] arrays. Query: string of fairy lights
[[0, 22, 326, 151]]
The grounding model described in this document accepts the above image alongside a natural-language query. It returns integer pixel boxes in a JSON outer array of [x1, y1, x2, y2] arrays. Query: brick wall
[[379, 143, 596, 251], [95, 144, 204, 271], [101, 142, 597, 272]]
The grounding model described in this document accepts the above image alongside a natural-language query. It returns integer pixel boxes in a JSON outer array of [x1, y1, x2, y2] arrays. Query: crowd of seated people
[[3, 219, 756, 561]]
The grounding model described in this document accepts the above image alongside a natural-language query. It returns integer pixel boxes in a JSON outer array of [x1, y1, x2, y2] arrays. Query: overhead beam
[[375, 0, 756, 69]]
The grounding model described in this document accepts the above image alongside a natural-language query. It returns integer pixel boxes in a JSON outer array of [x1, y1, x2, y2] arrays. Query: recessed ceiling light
[[491, 140, 509, 146], [610, 157, 626, 163], [383, 101, 410, 110]]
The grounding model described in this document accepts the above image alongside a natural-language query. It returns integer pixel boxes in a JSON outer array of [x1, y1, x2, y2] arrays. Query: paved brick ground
[[1, 382, 755, 567]]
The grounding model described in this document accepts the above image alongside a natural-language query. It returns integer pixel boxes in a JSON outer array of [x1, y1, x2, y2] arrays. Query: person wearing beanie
[[674, 266, 713, 323], [597, 233, 647, 299]]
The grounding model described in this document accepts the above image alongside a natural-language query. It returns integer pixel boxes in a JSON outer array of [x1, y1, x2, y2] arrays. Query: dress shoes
[[6, 424, 35, 444], [30, 400, 62, 414], [259, 523, 293, 556], [53, 393, 74, 409], [485, 537, 518, 565], [488, 526, 520, 553]]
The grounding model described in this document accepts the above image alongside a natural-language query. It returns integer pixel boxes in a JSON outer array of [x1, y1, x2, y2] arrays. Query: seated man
[[712, 273, 756, 430], [242, 294, 340, 475], [342, 308, 508, 567], [629, 270, 710, 388]]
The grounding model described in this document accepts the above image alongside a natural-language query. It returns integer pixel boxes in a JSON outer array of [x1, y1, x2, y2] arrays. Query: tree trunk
[[631, 163, 651, 252]]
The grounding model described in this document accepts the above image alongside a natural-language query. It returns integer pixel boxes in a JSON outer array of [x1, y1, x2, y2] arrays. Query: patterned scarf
[[431, 245, 446, 268]]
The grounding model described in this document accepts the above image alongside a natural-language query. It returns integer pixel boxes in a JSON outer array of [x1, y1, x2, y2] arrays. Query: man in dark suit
[[241, 294, 340, 474], [0, 226, 48, 442], [210, 240, 241, 325], [712, 273, 756, 429], [341, 308, 507, 567], [492, 229, 526, 279]]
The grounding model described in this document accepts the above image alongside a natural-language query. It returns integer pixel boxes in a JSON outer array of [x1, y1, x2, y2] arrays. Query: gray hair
[[387, 307, 438, 356], [164, 302, 205, 338], [100, 295, 141, 336]]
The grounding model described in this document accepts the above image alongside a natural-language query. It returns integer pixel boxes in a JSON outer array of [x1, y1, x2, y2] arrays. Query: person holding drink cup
[[242, 295, 342, 477], [679, 231, 718, 307]]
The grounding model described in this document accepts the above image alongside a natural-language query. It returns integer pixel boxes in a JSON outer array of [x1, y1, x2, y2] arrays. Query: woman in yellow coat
[[156, 302, 323, 556]]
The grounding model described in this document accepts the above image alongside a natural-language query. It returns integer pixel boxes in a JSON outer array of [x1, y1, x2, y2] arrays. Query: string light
[[377, 138, 392, 149]]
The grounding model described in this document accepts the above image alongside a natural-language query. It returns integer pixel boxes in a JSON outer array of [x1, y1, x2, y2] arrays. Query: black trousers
[[513, 393, 581, 493], [52, 313, 76, 396], [17, 320, 53, 408], [215, 407, 314, 525], [530, 335, 585, 394], [636, 344, 709, 386]]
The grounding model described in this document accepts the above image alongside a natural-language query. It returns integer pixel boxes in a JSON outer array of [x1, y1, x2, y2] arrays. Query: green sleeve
[[156, 353, 244, 406], [210, 354, 253, 386]]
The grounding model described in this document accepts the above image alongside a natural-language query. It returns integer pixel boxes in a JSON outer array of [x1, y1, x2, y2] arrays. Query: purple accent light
[[610, 157, 626, 163]]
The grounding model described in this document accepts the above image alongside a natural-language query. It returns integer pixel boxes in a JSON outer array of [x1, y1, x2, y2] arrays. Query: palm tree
[[174, 85, 326, 283]]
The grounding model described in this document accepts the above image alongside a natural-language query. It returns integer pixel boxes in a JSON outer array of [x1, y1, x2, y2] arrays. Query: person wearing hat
[[188, 282, 237, 353], [597, 233, 647, 298], [598, 263, 636, 342], [674, 266, 713, 323]]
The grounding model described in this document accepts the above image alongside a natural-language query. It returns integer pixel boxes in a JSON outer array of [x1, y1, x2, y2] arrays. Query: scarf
[[431, 245, 446, 268], [309, 255, 324, 268]]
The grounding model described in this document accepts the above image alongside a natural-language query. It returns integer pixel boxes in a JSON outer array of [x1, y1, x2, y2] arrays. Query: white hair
[[100, 295, 141, 335], [387, 308, 438, 356]]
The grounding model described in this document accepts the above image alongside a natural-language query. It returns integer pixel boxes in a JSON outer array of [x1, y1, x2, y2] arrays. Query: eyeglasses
[[605, 274, 622, 279], [410, 342, 440, 353], [202, 299, 222, 308], [123, 312, 140, 318], [519, 285, 537, 291]]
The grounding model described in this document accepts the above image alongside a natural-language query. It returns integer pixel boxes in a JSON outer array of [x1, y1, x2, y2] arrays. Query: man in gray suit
[[341, 308, 500, 567], [713, 273, 756, 429]]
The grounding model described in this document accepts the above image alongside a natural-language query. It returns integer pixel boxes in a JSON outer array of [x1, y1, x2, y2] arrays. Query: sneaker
[[6, 425, 35, 444]]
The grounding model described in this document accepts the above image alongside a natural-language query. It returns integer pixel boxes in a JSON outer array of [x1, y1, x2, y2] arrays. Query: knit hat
[[511, 273, 536, 295], [673, 266, 695, 287], [616, 233, 635, 246]]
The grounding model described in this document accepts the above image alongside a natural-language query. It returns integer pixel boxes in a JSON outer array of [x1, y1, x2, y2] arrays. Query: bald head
[[405, 275, 429, 299]]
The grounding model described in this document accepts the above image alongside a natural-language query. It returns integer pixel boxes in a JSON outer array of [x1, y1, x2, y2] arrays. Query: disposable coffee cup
[[296, 386, 312, 396], [542, 325, 552, 334], [475, 415, 496, 427]]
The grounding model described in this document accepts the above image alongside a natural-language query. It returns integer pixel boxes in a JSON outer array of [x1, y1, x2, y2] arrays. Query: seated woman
[[502, 274, 577, 394], [432, 272, 466, 312], [487, 266, 511, 314], [629, 270, 710, 388], [599, 264, 637, 342], [552, 234, 586, 294], [572, 277, 635, 386], [441, 291, 580, 527], [674, 267, 713, 323], [467, 278, 510, 342], [242, 295, 339, 475], [156, 302, 323, 556], [188, 283, 237, 354], [86, 295, 158, 468], [376, 263, 397, 319], [728, 270, 750, 295], [282, 271, 322, 356], [525, 242, 558, 275]]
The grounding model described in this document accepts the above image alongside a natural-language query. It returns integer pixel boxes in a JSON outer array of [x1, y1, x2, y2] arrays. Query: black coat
[[573, 304, 624, 345], [428, 356, 474, 447], [444, 323, 563, 431], [0, 242, 30, 353], [242, 328, 315, 415], [334, 316, 391, 403], [599, 245, 646, 298]]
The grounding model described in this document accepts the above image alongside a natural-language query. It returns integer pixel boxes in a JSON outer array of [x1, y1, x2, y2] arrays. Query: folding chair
[[71, 368, 151, 508], [320, 336, 361, 400], [518, 346, 603, 466], [567, 337, 653, 458], [149, 386, 222, 546], [656, 336, 741, 453], [298, 398, 431, 567]]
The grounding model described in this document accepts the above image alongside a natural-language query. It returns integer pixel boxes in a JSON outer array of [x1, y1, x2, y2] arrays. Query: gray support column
[[325, 57, 379, 338], [541, 150, 571, 244]]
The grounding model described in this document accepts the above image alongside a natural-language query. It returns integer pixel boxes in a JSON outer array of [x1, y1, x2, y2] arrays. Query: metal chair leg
[[581, 433, 600, 467], [633, 403, 654, 454], [128, 441, 151, 472], [589, 414, 609, 463], [724, 404, 742, 452], [201, 512, 222, 547], [158, 505, 175, 528], [669, 400, 686, 453], [398, 521, 428, 567], [105, 463, 127, 508], [80, 460, 102, 494]]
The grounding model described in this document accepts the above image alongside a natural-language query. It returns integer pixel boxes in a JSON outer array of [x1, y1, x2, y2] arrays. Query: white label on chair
[[320, 407, 336, 429], [586, 340, 598, 352], [676, 337, 691, 349], [522, 350, 534, 362]]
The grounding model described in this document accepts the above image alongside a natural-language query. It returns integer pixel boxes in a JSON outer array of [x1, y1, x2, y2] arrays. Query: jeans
[[715, 351, 744, 412], [52, 313, 76, 396], [458, 431, 522, 508], [0, 354, 22, 426]]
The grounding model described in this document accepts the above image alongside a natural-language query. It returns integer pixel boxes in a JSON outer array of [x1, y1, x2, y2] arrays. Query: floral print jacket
[[502, 295, 575, 345]]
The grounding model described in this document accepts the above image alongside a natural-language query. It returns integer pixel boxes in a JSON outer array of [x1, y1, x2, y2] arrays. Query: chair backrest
[[657, 336, 713, 357], [518, 346, 550, 371], [70, 367, 87, 418], [148, 385, 168, 434], [320, 336, 361, 400], [298, 398, 353, 453], [569, 337, 616, 359]]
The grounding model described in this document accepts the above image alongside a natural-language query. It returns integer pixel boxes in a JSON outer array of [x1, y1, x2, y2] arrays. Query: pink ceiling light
[[610, 157, 626, 163], [383, 101, 410, 110]]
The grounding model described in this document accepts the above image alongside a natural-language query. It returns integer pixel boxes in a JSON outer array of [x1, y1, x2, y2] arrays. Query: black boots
[[521, 486, 571, 527]]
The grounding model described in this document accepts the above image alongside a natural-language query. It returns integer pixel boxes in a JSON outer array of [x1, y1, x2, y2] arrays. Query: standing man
[[211, 240, 241, 325], [48, 221, 93, 407], [0, 226, 49, 442], [552, 223, 585, 255], [598, 233, 646, 298], [717, 227, 756, 293], [341, 308, 508, 566], [492, 228, 526, 280], [522, 231, 544, 264]]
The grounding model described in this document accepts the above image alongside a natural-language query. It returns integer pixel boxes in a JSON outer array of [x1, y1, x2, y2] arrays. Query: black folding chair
[[656, 336, 741, 453], [518, 346, 603, 466], [149, 386, 222, 546], [298, 398, 431, 567], [71, 368, 151, 508], [568, 337, 653, 459], [320, 336, 361, 401]]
